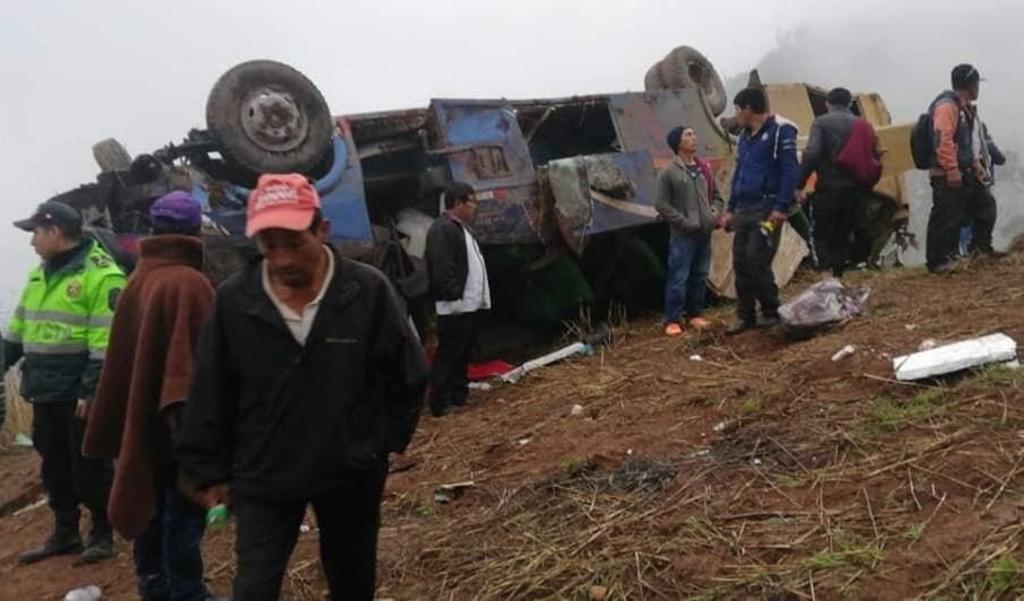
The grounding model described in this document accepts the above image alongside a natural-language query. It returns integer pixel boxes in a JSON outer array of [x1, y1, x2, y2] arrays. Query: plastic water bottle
[[63, 585, 101, 601]]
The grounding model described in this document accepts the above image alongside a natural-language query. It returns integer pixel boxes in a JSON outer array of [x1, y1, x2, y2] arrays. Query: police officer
[[3, 201, 125, 565]]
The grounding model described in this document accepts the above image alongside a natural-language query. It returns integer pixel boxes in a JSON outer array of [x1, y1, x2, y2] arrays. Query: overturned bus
[[56, 47, 912, 336]]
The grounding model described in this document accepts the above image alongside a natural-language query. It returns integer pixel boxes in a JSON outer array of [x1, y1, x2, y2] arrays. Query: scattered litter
[[626, 448, 634, 456], [12, 496, 47, 517], [299, 524, 311, 534], [689, 354, 704, 362], [516, 437, 532, 447], [467, 382, 493, 391], [467, 360, 514, 381], [686, 448, 711, 459], [205, 504, 229, 529], [13, 433, 32, 447], [750, 458, 764, 466], [63, 585, 101, 601], [502, 342, 594, 384], [831, 345, 856, 362], [894, 333, 1019, 381], [905, 324, 918, 331], [569, 404, 585, 417], [433, 481, 475, 504], [779, 278, 870, 340], [712, 421, 727, 433], [918, 338, 938, 351]]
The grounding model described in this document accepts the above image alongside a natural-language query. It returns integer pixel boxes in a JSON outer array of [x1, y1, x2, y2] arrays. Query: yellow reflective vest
[[4, 240, 125, 403]]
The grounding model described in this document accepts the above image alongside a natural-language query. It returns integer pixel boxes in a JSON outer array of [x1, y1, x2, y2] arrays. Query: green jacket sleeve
[[79, 271, 126, 402]]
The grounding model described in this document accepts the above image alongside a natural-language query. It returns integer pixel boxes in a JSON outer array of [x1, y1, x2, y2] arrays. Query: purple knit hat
[[150, 191, 202, 229]]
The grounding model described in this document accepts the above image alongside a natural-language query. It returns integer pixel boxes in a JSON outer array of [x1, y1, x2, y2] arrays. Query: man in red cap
[[176, 174, 428, 601]]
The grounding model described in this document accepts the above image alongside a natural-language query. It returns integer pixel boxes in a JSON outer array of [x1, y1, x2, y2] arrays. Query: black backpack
[[910, 92, 959, 170], [910, 112, 934, 170]]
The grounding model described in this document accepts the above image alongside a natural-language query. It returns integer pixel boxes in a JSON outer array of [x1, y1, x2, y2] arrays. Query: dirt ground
[[4, 254, 1024, 600]]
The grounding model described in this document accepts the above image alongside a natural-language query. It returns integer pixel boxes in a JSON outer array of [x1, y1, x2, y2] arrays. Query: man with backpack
[[798, 88, 880, 278], [914, 64, 999, 273]]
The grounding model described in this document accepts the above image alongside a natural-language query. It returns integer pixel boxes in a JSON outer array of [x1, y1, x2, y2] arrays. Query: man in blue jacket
[[721, 87, 800, 335]]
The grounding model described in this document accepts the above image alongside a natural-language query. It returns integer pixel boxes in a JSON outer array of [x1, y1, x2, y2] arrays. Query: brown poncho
[[83, 235, 214, 538]]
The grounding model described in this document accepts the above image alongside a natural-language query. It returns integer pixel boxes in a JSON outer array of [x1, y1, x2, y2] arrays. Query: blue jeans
[[134, 487, 209, 601], [664, 233, 712, 324]]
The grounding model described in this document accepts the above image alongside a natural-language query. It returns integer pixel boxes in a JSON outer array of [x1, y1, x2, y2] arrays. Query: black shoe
[[758, 315, 781, 328], [430, 406, 452, 418], [18, 532, 84, 565], [726, 320, 755, 336], [79, 535, 114, 564], [929, 262, 954, 275]]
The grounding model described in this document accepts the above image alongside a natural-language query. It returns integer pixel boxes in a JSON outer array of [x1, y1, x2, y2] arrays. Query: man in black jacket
[[424, 181, 491, 417], [176, 173, 428, 601]]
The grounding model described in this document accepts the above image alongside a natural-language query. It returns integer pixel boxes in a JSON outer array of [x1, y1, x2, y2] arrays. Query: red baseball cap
[[246, 173, 321, 237]]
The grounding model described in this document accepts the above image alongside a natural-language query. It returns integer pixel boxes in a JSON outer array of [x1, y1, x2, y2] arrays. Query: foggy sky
[[0, 0, 1018, 301]]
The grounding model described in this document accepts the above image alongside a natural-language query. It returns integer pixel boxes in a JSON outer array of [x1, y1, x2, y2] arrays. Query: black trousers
[[965, 185, 997, 254], [429, 312, 478, 415], [926, 178, 968, 268], [232, 463, 388, 601], [732, 208, 781, 323], [31, 402, 114, 535], [811, 186, 862, 277]]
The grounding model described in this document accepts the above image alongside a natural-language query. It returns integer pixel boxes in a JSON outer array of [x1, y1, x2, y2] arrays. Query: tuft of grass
[[740, 398, 762, 415], [803, 550, 846, 570], [802, 532, 884, 573], [987, 554, 1024, 594], [866, 387, 951, 432], [559, 457, 594, 478], [973, 364, 1024, 387], [902, 523, 925, 542]]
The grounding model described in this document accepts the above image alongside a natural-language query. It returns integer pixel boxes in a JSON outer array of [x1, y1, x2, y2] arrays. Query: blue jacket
[[729, 115, 800, 213]]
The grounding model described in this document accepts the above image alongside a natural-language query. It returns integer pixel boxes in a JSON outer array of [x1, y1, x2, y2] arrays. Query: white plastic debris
[[516, 437, 532, 446], [905, 324, 918, 331], [468, 382, 493, 391], [712, 421, 727, 433], [918, 338, 938, 351], [751, 458, 764, 466], [689, 354, 704, 362], [502, 342, 593, 384], [831, 345, 856, 362], [433, 481, 476, 504], [894, 333, 1018, 381], [569, 404, 585, 417], [64, 586, 101, 601], [13, 433, 33, 447]]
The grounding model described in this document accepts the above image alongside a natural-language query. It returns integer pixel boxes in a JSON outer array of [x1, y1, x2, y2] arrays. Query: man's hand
[[796, 190, 810, 205], [720, 211, 734, 231], [194, 483, 231, 510], [74, 399, 89, 420], [768, 210, 788, 225], [946, 169, 963, 189]]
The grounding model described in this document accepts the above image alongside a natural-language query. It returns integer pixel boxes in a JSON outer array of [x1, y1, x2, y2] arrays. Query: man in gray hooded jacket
[[655, 125, 721, 336]]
